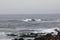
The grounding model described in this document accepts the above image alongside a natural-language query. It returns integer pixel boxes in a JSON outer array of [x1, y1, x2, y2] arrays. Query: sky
[[0, 0, 60, 14]]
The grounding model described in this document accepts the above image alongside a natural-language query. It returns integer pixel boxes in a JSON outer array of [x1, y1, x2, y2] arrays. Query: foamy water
[[0, 34, 11, 40]]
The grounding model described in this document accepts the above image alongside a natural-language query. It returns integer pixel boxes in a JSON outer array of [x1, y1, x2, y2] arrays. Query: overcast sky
[[0, 0, 60, 14]]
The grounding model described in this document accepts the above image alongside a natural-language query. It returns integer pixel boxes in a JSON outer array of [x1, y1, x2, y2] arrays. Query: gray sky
[[0, 0, 60, 14]]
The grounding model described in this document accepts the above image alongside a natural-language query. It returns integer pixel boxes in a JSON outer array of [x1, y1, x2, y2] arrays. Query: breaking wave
[[22, 19, 41, 22], [15, 27, 60, 35], [22, 19, 60, 23]]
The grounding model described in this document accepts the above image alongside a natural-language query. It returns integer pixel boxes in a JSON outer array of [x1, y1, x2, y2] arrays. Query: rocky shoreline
[[5, 29, 60, 40]]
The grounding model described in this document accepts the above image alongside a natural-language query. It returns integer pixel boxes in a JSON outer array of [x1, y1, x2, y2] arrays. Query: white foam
[[0, 32, 6, 36], [22, 19, 32, 22], [0, 32, 12, 40], [15, 27, 60, 35], [34, 27, 60, 35], [22, 19, 60, 23], [35, 19, 41, 21], [22, 19, 42, 22]]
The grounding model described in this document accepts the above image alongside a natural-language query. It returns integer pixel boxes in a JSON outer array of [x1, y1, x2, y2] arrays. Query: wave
[[22, 19, 60, 23], [0, 27, 59, 37], [22, 19, 41, 22], [15, 27, 60, 35]]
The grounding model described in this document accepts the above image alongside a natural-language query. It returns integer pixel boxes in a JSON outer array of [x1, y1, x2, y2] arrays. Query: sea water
[[0, 14, 60, 40]]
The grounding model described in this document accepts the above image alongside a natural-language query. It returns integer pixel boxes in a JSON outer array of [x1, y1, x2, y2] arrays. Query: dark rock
[[31, 19, 35, 21], [19, 38, 24, 40]]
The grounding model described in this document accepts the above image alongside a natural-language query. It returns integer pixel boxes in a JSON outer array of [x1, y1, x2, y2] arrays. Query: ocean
[[0, 14, 60, 40]]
